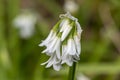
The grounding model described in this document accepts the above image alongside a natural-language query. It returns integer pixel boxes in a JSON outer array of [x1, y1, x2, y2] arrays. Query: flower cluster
[[39, 12, 82, 71]]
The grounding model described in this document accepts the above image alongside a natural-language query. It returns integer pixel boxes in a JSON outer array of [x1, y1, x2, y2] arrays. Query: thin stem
[[68, 62, 76, 80]]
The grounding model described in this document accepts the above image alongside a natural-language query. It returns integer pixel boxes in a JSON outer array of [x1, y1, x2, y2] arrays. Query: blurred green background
[[0, 0, 120, 80]]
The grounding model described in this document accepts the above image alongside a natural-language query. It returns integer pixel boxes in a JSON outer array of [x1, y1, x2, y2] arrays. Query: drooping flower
[[13, 10, 37, 39], [41, 53, 61, 71], [39, 12, 82, 71]]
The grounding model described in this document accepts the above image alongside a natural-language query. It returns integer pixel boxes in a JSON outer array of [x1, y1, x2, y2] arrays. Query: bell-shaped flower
[[41, 53, 61, 71], [39, 12, 82, 71]]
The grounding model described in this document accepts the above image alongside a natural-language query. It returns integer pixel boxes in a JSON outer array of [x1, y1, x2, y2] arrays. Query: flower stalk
[[68, 62, 76, 80]]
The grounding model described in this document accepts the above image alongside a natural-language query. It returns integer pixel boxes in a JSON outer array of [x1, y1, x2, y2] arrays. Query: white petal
[[70, 39, 76, 55], [60, 19, 69, 32], [41, 55, 54, 65], [65, 55, 73, 66], [41, 49, 52, 56], [52, 38, 61, 53], [41, 61, 48, 65], [46, 37, 58, 53], [61, 52, 73, 66], [75, 21, 82, 38], [62, 45, 66, 56], [39, 31, 55, 46], [74, 36, 81, 55], [46, 61, 54, 68], [56, 44, 61, 59], [41, 49, 48, 53], [53, 63, 61, 71], [67, 39, 72, 53], [41, 47, 53, 56], [61, 25, 72, 41], [46, 55, 56, 68], [61, 45, 68, 58], [66, 39, 76, 55]]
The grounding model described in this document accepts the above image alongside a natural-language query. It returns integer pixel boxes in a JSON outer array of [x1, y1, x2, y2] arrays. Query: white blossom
[[41, 36, 61, 59], [61, 38, 80, 66], [67, 38, 76, 55], [74, 35, 81, 55], [41, 53, 61, 71], [13, 11, 37, 39], [60, 19, 69, 32], [76, 21, 83, 38], [39, 12, 82, 71], [61, 45, 73, 66], [61, 24, 72, 41], [39, 31, 56, 47], [40, 35, 62, 71]]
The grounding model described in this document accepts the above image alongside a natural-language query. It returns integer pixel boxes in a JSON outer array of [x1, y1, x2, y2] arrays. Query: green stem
[[68, 62, 76, 80]]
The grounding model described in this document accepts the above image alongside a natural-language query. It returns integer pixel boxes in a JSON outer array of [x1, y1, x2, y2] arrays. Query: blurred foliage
[[0, 0, 120, 80]]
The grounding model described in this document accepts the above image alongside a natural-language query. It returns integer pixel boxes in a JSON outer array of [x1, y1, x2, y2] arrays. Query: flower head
[[39, 12, 82, 71]]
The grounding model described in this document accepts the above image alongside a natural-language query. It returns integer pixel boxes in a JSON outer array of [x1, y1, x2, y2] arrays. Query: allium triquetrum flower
[[39, 12, 82, 71]]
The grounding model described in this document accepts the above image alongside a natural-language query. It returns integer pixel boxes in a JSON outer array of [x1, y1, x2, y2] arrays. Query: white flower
[[40, 34, 62, 71], [64, 0, 79, 13], [61, 45, 73, 66], [61, 24, 72, 41], [42, 36, 61, 59], [39, 30, 56, 47], [41, 53, 61, 71], [60, 19, 69, 32], [74, 35, 81, 55], [67, 39, 76, 55], [13, 10, 37, 39], [60, 12, 82, 35], [61, 38, 80, 66], [59, 18, 73, 41], [39, 12, 82, 71], [76, 21, 83, 38]]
